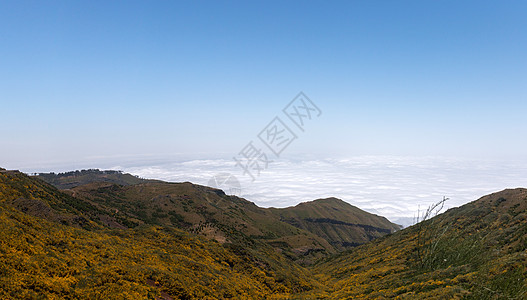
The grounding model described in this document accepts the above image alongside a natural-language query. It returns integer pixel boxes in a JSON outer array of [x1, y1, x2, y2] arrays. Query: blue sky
[[1, 1, 526, 169]]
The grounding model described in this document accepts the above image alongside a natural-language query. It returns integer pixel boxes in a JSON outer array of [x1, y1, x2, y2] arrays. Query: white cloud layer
[[119, 156, 527, 227]]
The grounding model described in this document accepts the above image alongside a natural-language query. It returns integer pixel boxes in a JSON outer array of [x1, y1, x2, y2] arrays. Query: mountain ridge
[[3, 168, 524, 298], [35, 169, 399, 263], [310, 187, 527, 298], [270, 197, 401, 252]]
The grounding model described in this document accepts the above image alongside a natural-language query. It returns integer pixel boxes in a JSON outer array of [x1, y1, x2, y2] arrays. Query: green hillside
[[68, 181, 334, 262], [271, 197, 401, 251], [3, 168, 526, 299], [311, 188, 527, 299], [0, 169, 315, 299], [36, 170, 399, 264]]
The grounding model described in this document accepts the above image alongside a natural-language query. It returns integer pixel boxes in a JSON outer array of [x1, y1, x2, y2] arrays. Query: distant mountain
[[36, 169, 160, 189], [35, 169, 400, 264], [271, 197, 401, 251], [390, 216, 415, 228]]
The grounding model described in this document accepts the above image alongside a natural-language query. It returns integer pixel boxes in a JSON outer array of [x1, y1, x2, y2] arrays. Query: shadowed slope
[[271, 197, 401, 251]]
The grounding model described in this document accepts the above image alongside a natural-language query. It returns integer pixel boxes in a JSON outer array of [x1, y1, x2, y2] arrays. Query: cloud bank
[[118, 156, 527, 227]]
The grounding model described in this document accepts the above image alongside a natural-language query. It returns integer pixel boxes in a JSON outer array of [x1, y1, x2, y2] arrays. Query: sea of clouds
[[111, 156, 527, 227]]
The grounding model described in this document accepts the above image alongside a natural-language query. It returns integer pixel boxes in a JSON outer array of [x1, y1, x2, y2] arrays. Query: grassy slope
[[0, 204, 316, 299], [36, 170, 400, 263], [270, 197, 401, 251], [310, 188, 527, 299], [6, 169, 526, 299], [68, 181, 335, 263], [0, 170, 317, 299]]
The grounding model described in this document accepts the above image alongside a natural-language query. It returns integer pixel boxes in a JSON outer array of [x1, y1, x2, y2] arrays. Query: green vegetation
[[38, 170, 398, 263], [0, 170, 315, 299], [36, 169, 160, 190], [270, 197, 400, 252], [310, 189, 527, 299], [2, 169, 526, 299]]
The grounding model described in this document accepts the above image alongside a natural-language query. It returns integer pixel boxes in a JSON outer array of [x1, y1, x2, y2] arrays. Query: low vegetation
[[311, 189, 527, 299], [1, 168, 526, 299]]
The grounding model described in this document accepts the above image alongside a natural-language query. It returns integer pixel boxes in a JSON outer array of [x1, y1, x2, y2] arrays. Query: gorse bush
[[2, 170, 527, 299]]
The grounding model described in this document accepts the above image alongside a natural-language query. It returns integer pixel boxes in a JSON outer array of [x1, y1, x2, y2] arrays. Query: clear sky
[[1, 1, 526, 169]]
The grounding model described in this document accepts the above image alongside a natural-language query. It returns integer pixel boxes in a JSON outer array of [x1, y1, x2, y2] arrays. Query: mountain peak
[[272, 196, 400, 251]]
